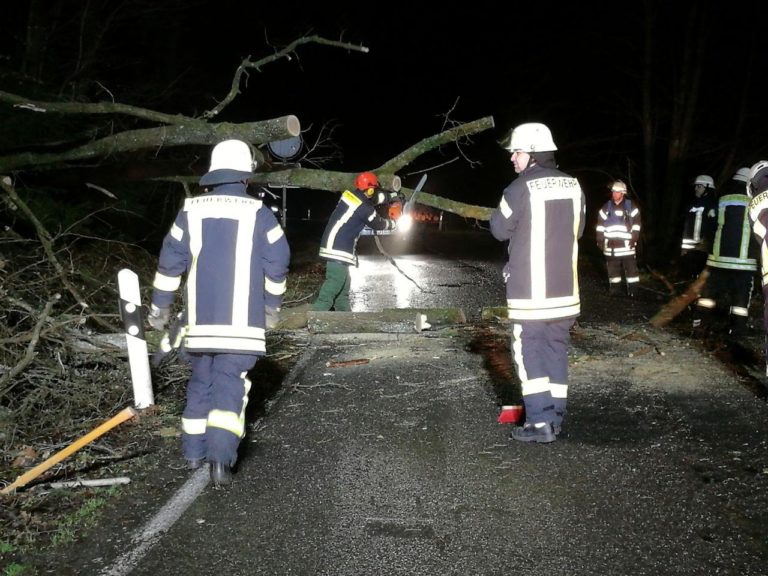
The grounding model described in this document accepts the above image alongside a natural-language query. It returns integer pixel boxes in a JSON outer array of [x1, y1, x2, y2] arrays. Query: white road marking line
[[97, 467, 209, 576]]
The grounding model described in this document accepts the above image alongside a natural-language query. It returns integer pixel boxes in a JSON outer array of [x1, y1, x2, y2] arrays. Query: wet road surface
[[47, 228, 768, 575]]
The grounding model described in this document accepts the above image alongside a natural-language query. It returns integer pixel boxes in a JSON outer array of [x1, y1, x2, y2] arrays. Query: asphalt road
[[48, 228, 768, 575]]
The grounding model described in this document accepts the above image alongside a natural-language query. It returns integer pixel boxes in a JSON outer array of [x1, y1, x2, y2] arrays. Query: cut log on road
[[481, 307, 510, 321], [275, 303, 313, 330], [649, 268, 709, 328], [326, 358, 370, 368], [382, 308, 467, 324], [307, 309, 466, 334]]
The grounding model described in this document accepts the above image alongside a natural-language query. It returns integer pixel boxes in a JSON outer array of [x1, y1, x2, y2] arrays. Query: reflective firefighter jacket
[[750, 190, 768, 286], [151, 183, 290, 354], [707, 193, 757, 272], [489, 163, 586, 321], [681, 191, 718, 253], [319, 188, 393, 265], [596, 199, 641, 257]]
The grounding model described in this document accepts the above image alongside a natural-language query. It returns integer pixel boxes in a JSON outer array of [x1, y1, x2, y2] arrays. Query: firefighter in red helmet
[[312, 172, 397, 311]]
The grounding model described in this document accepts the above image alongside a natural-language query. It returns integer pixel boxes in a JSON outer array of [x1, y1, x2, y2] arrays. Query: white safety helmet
[[733, 167, 750, 183], [693, 174, 715, 189], [611, 180, 628, 194], [199, 139, 256, 186], [506, 122, 557, 153], [748, 160, 768, 197]]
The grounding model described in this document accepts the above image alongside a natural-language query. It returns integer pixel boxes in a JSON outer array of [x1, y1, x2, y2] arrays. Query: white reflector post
[[117, 269, 154, 409]]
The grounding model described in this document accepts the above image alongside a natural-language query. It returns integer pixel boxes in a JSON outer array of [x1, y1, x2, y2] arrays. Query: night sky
[[1, 1, 765, 213]]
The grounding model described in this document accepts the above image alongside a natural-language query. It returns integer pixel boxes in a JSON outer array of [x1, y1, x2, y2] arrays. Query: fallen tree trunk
[[649, 268, 708, 328], [0, 34, 368, 174], [254, 167, 402, 194], [252, 166, 493, 219], [0, 115, 300, 172], [246, 116, 496, 214], [307, 308, 467, 334]]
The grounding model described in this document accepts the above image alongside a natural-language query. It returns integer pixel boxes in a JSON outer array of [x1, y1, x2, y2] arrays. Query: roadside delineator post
[[117, 268, 154, 408], [1, 270, 155, 494]]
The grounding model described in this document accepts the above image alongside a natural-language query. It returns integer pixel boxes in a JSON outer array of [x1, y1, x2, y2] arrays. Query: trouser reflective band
[[550, 382, 568, 425], [208, 409, 246, 438], [182, 417, 207, 435], [521, 377, 554, 424], [181, 416, 208, 460], [696, 297, 716, 310], [730, 306, 749, 317]]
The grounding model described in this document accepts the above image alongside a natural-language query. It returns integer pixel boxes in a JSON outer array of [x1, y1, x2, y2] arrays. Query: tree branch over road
[[1, 35, 497, 219]]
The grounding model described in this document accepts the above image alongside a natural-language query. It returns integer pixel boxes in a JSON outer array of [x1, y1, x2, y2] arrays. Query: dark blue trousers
[[511, 319, 574, 427], [182, 353, 258, 467]]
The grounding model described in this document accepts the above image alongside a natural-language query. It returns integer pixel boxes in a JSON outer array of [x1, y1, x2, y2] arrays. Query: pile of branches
[[0, 206, 157, 454]]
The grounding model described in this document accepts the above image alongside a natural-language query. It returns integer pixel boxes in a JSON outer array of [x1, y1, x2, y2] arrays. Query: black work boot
[[185, 457, 205, 470], [728, 316, 749, 338], [210, 461, 232, 487], [509, 423, 556, 444]]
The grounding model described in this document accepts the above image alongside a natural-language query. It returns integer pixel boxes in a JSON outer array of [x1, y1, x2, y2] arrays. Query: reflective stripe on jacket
[[319, 189, 392, 265], [489, 163, 586, 321], [681, 192, 717, 252], [708, 193, 757, 271], [151, 183, 290, 354], [596, 199, 641, 257], [750, 190, 768, 285]]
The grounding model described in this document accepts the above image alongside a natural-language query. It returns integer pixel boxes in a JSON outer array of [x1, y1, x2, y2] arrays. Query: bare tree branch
[[379, 116, 495, 174], [0, 178, 111, 328], [0, 89, 190, 125], [0, 293, 59, 399], [201, 35, 369, 120], [157, 116, 497, 220], [0, 115, 300, 172]]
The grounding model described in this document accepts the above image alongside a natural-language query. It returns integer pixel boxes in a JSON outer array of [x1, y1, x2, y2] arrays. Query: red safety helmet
[[355, 171, 379, 191]]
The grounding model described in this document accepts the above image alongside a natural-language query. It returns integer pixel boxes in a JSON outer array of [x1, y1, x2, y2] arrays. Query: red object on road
[[497, 405, 523, 424]]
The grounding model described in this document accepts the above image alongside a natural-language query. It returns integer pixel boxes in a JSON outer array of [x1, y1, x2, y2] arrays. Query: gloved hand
[[374, 191, 388, 205], [148, 304, 171, 331], [265, 306, 280, 329], [386, 218, 397, 231]]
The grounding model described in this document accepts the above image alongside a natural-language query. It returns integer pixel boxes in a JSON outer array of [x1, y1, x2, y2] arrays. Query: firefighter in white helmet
[[747, 161, 768, 373], [595, 179, 642, 296], [679, 174, 718, 281], [490, 122, 586, 443], [693, 168, 758, 336], [148, 139, 290, 487]]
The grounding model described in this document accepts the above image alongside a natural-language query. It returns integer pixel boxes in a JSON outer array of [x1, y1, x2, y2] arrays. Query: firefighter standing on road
[[680, 174, 718, 281], [694, 167, 758, 336], [312, 172, 397, 311], [747, 161, 768, 373], [148, 140, 290, 488], [595, 179, 641, 296], [490, 123, 586, 444]]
